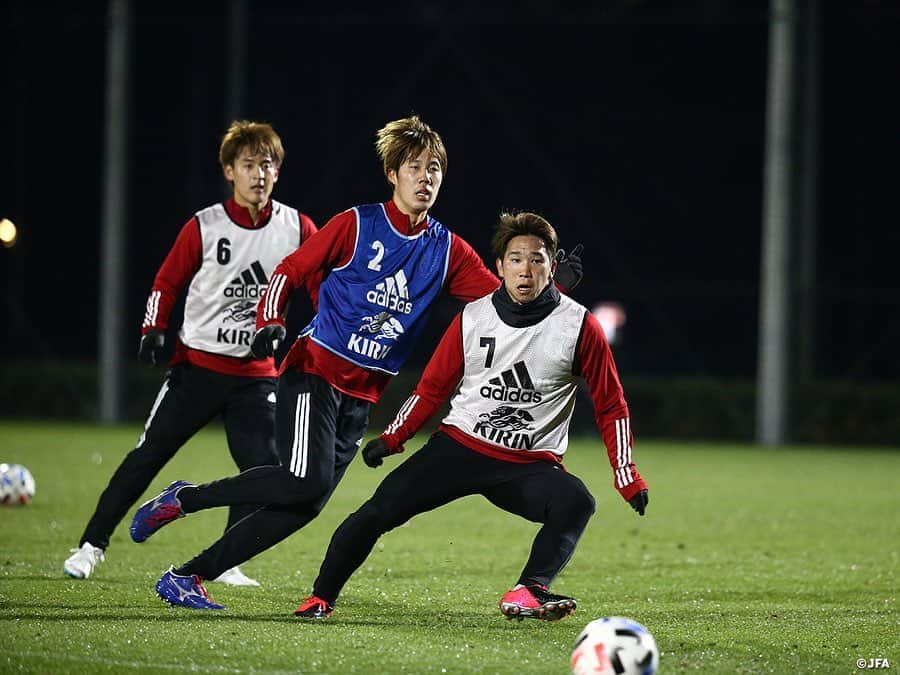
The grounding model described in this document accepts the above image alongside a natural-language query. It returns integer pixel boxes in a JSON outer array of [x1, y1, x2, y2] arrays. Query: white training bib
[[442, 293, 586, 456], [180, 200, 301, 357]]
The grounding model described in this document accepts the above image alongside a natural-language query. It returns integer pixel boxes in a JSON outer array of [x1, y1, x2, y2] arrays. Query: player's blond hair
[[219, 121, 285, 168], [375, 115, 448, 180], [490, 211, 559, 260]]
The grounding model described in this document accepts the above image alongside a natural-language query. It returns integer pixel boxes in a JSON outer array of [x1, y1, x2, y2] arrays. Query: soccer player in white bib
[[63, 122, 318, 587], [292, 211, 648, 620], [129, 117, 584, 610]]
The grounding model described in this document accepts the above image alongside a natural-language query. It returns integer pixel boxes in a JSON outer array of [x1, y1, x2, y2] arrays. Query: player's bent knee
[[348, 499, 403, 534], [557, 484, 596, 521], [273, 469, 332, 506], [579, 489, 596, 518]]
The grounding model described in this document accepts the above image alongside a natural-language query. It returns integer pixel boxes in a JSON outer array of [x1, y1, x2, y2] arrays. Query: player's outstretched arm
[[366, 314, 466, 468], [576, 311, 649, 512], [139, 217, 203, 367]]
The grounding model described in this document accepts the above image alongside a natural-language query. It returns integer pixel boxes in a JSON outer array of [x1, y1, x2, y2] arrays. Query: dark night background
[[3, 2, 899, 434]]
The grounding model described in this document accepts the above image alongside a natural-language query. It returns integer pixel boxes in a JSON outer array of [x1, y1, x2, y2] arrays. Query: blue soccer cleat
[[156, 566, 225, 610], [130, 480, 193, 543]]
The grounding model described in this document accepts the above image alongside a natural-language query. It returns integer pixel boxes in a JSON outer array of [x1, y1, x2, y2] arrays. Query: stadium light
[[0, 218, 17, 248]]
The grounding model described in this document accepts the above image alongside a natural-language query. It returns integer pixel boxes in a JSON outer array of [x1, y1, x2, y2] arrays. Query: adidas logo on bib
[[225, 261, 269, 298], [479, 361, 543, 403], [366, 270, 412, 314]]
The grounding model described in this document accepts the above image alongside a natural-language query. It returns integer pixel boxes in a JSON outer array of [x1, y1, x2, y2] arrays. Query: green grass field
[[0, 420, 897, 674]]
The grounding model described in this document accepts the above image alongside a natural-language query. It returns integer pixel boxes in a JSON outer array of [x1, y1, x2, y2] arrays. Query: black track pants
[[175, 370, 370, 579], [312, 431, 595, 603], [79, 363, 277, 550]]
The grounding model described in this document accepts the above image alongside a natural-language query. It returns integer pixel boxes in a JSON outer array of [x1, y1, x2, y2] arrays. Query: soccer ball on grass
[[571, 616, 659, 675], [0, 463, 36, 505]]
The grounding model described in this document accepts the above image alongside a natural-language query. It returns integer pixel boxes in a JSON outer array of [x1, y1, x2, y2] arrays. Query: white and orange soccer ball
[[0, 463, 36, 505], [571, 616, 659, 675]]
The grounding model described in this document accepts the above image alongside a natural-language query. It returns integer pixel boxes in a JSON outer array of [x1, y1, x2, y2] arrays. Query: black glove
[[554, 243, 583, 291], [251, 324, 286, 358], [628, 489, 649, 516], [362, 437, 392, 468], [138, 328, 165, 366]]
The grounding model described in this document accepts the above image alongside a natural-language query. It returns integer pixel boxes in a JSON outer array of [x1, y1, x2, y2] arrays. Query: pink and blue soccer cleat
[[130, 480, 192, 543], [156, 566, 225, 610]]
